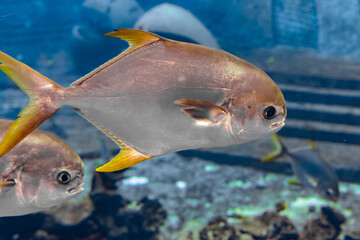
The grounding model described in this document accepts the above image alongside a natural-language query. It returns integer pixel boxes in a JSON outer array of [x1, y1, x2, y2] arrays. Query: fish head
[[16, 139, 84, 210], [316, 178, 340, 202], [227, 66, 286, 141]]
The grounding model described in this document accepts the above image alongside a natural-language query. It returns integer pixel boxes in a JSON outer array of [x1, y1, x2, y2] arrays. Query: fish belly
[[0, 186, 34, 217], [69, 87, 236, 156]]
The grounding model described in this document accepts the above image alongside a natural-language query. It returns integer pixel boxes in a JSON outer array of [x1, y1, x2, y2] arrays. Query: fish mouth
[[67, 183, 84, 196], [271, 120, 285, 130]]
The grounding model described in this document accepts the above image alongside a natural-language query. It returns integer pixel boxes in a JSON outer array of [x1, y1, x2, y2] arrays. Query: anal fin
[[96, 145, 153, 172], [75, 110, 155, 172]]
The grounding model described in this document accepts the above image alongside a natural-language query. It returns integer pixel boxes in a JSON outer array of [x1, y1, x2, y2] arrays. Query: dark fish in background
[[263, 134, 339, 202], [0, 29, 286, 172], [0, 119, 84, 217]]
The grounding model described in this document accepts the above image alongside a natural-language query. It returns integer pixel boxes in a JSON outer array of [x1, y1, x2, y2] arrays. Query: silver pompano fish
[[0, 120, 84, 217], [0, 29, 286, 172], [263, 134, 339, 202]]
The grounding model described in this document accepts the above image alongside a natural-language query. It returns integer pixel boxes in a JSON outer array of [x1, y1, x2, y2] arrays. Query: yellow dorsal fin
[[72, 29, 161, 87], [103, 29, 161, 51]]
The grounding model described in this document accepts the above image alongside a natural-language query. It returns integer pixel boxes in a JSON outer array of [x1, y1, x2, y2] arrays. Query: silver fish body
[[65, 35, 286, 156], [0, 29, 286, 172], [0, 120, 84, 217]]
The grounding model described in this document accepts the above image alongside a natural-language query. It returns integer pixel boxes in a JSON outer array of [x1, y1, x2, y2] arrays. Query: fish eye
[[325, 188, 335, 196], [57, 171, 71, 184], [263, 106, 277, 120]]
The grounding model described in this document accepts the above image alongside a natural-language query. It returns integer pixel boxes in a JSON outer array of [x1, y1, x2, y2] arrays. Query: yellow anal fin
[[96, 146, 154, 172], [77, 110, 155, 172]]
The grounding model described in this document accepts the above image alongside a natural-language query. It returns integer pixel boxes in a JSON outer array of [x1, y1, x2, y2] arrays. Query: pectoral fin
[[175, 99, 227, 125], [0, 180, 15, 189]]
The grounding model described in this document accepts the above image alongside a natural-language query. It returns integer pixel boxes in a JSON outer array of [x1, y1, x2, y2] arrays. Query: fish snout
[[66, 169, 84, 196], [269, 104, 286, 132]]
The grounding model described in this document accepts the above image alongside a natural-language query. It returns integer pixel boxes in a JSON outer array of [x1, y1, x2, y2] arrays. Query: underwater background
[[0, 0, 360, 239]]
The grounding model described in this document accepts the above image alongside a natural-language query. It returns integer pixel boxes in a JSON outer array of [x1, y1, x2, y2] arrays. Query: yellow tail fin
[[0, 51, 62, 157]]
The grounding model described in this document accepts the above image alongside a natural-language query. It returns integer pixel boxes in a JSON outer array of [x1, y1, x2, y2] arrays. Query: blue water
[[0, 1, 360, 239]]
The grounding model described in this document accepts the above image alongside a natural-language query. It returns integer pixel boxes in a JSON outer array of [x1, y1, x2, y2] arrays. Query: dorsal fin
[[104, 29, 161, 53], [72, 29, 162, 87]]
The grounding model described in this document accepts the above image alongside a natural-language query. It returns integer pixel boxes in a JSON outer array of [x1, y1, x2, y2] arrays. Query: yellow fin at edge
[[261, 134, 284, 162], [71, 29, 161, 87], [76, 109, 156, 172], [0, 180, 15, 189], [103, 29, 161, 51], [96, 142, 154, 172], [87, 115, 155, 172], [0, 51, 61, 158], [286, 179, 302, 187], [0, 104, 59, 158], [306, 139, 317, 150]]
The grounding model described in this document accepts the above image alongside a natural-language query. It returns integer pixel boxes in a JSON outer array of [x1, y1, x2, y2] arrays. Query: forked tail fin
[[0, 51, 63, 157]]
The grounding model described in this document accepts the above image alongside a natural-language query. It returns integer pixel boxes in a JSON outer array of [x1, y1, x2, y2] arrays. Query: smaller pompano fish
[[0, 119, 84, 217], [0, 29, 286, 172], [262, 134, 339, 202]]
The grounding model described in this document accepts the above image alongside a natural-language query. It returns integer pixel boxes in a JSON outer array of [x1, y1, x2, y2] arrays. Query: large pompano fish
[[0, 119, 84, 217], [0, 29, 286, 172]]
